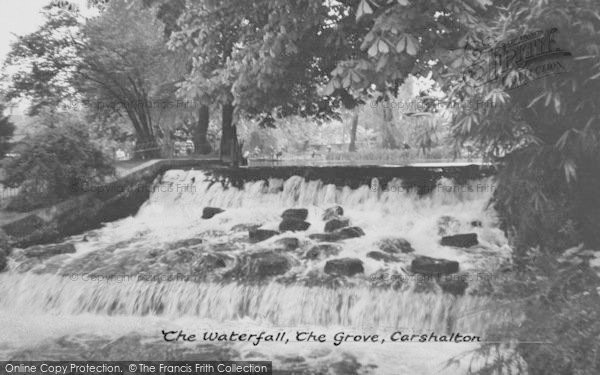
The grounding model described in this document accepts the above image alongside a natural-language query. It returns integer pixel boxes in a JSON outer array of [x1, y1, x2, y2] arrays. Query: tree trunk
[[193, 104, 212, 154], [348, 111, 359, 152], [220, 103, 236, 162], [381, 103, 397, 149], [126, 103, 161, 159]]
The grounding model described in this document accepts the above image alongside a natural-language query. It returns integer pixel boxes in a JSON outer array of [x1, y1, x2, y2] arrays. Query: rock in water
[[24, 243, 76, 258], [0, 229, 9, 254], [377, 237, 414, 253], [249, 229, 280, 242], [437, 275, 469, 296], [279, 219, 310, 232], [309, 233, 341, 242], [309, 226, 365, 242], [281, 208, 308, 221], [304, 244, 342, 260], [440, 233, 478, 248], [324, 258, 364, 276], [202, 207, 224, 219], [411, 256, 459, 275], [322, 205, 344, 221], [324, 218, 350, 232], [0, 250, 6, 272], [366, 251, 397, 262], [243, 252, 291, 279], [437, 215, 461, 236], [275, 237, 300, 251], [335, 226, 365, 239]]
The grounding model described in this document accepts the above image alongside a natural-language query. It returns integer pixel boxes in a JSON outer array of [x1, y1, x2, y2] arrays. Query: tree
[[171, 0, 367, 162], [0, 103, 15, 158], [443, 0, 600, 252], [411, 1, 600, 374], [2, 3, 82, 115], [143, 0, 213, 154], [324, 0, 504, 149], [348, 110, 359, 151], [77, 0, 186, 158], [3, 0, 185, 159], [169, 0, 246, 161]]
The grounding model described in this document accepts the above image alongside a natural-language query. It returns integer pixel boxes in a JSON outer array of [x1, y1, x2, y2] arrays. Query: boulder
[[324, 258, 364, 277], [322, 205, 344, 221], [304, 244, 342, 260], [440, 233, 478, 248], [437, 275, 469, 296], [377, 237, 414, 254], [202, 207, 224, 219], [309, 226, 365, 242], [274, 237, 300, 251], [324, 218, 350, 232], [437, 215, 461, 236], [0, 229, 10, 256], [279, 219, 310, 232], [309, 233, 340, 242], [242, 252, 291, 279], [249, 228, 280, 242], [0, 250, 6, 272], [411, 256, 459, 275], [24, 243, 76, 258], [281, 208, 308, 221], [336, 226, 365, 239], [366, 251, 397, 262], [1, 214, 46, 238]]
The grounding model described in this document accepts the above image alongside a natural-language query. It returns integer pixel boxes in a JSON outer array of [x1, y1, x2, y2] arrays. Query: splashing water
[[0, 169, 511, 373]]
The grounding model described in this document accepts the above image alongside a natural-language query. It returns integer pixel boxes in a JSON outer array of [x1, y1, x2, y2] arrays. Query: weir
[[0, 166, 511, 373]]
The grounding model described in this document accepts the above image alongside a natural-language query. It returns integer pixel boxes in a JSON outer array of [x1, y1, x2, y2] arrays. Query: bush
[[456, 248, 600, 375], [3, 122, 115, 211], [492, 145, 600, 257]]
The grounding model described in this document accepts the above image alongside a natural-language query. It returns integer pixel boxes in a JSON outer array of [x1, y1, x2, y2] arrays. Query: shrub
[[453, 248, 600, 375], [3, 122, 115, 211]]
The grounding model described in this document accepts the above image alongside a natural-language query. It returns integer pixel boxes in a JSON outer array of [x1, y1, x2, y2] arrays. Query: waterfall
[[0, 169, 511, 373], [0, 273, 503, 334]]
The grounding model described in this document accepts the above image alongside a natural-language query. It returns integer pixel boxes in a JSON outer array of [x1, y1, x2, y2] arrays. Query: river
[[0, 169, 513, 374]]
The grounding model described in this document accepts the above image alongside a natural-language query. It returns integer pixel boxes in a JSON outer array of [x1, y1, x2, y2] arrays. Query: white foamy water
[[0, 169, 511, 373]]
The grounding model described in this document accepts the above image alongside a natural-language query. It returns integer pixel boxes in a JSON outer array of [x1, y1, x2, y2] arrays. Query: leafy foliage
[[3, 120, 114, 211], [78, 0, 186, 155], [330, 0, 502, 97], [170, 0, 365, 126], [0, 103, 15, 158], [442, 0, 600, 251], [3, 0, 186, 157], [448, 248, 600, 375], [2, 3, 81, 115]]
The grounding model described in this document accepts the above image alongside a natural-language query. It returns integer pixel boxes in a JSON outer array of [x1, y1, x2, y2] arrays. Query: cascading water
[[0, 169, 512, 374]]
